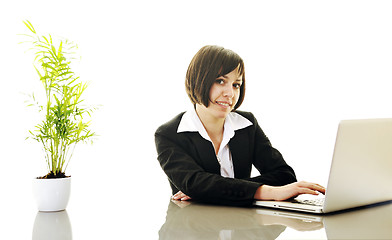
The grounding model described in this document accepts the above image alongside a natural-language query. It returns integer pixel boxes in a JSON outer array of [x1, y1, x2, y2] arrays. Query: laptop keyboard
[[293, 198, 325, 206]]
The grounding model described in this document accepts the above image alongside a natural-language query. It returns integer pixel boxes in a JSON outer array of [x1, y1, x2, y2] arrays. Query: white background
[[1, 0, 392, 239]]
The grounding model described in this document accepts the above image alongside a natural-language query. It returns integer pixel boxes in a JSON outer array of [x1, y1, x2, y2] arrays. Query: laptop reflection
[[159, 200, 322, 240]]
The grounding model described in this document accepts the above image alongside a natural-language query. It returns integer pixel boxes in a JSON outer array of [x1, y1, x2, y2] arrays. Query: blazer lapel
[[187, 132, 221, 175], [229, 129, 252, 179]]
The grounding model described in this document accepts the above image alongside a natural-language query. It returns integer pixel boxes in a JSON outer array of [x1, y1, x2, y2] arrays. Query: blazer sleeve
[[155, 121, 261, 206], [242, 112, 297, 186]]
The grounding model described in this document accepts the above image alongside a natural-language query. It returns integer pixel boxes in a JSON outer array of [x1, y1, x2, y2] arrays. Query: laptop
[[254, 118, 392, 214]]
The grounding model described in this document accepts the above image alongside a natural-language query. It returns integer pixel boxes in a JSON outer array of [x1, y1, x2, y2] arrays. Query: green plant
[[22, 20, 96, 178]]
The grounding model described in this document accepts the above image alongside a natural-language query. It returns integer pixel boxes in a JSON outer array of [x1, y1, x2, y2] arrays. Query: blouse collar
[[177, 107, 253, 141]]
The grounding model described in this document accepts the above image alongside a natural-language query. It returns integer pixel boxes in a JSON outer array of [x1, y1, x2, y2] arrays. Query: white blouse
[[177, 107, 253, 178]]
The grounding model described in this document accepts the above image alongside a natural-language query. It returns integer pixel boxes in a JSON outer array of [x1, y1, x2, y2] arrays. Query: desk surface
[[15, 197, 392, 240], [159, 200, 392, 240], [1, 174, 391, 240]]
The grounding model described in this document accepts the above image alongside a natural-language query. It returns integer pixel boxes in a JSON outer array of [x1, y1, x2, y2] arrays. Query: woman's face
[[197, 67, 243, 121]]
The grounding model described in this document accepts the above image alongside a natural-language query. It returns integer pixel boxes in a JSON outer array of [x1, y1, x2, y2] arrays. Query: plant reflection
[[32, 210, 72, 240]]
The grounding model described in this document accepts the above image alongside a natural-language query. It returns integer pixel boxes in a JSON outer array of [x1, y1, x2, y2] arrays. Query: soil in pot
[[37, 172, 70, 179]]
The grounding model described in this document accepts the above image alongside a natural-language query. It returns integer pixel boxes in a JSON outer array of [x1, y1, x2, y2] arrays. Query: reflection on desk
[[323, 201, 392, 239], [32, 210, 72, 240], [159, 200, 321, 240], [159, 200, 392, 240]]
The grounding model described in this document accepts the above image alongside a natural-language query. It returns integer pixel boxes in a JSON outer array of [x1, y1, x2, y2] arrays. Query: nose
[[223, 84, 234, 98]]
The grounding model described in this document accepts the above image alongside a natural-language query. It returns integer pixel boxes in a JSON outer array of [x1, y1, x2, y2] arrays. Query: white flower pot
[[33, 177, 71, 212]]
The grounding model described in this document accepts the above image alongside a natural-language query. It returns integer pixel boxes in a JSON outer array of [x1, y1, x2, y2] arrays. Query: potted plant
[[22, 20, 96, 212]]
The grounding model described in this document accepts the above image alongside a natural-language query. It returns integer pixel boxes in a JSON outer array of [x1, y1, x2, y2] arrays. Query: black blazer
[[154, 111, 297, 206]]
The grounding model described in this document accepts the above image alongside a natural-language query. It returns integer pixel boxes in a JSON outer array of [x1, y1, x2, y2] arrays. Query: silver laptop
[[254, 118, 392, 214]]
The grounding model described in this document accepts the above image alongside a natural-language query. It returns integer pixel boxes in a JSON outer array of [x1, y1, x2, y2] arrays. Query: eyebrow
[[219, 75, 243, 82]]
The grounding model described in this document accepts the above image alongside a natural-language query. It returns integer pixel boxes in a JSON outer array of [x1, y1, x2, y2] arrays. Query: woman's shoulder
[[155, 112, 185, 136]]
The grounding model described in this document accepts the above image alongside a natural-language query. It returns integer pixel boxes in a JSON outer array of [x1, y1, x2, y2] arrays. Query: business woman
[[155, 45, 325, 206]]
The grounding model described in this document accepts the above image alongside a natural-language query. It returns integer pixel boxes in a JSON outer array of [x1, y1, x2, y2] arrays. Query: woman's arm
[[243, 112, 326, 200], [173, 181, 326, 202], [243, 112, 297, 186], [254, 181, 326, 200]]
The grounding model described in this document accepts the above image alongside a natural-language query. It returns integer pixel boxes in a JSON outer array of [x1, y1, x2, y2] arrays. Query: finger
[[172, 191, 184, 200], [298, 182, 326, 194], [181, 195, 191, 201], [309, 183, 326, 194], [315, 185, 326, 194], [172, 191, 192, 201], [298, 187, 320, 196]]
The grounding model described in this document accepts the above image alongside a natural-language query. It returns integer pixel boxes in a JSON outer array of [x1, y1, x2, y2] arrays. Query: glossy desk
[[27, 198, 392, 239], [159, 200, 392, 239]]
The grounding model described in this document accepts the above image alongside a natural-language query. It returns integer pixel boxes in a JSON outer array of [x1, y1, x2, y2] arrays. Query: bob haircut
[[185, 45, 245, 111]]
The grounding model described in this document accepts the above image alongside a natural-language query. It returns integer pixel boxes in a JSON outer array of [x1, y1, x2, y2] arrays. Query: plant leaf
[[23, 20, 36, 34]]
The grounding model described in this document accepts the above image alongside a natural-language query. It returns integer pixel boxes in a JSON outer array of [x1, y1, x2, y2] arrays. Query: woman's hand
[[172, 191, 192, 201], [254, 181, 326, 201]]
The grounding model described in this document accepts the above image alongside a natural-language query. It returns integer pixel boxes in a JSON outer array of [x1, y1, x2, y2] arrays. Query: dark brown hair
[[185, 45, 245, 111]]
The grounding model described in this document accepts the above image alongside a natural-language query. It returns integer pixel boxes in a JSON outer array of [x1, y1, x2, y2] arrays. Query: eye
[[233, 83, 242, 89], [215, 79, 225, 85]]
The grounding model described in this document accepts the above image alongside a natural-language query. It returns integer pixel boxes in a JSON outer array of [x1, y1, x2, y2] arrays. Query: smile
[[216, 101, 232, 107]]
